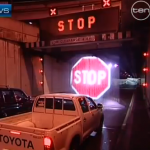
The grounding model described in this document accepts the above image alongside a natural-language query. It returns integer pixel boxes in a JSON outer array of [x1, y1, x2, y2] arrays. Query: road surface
[[79, 88, 134, 150]]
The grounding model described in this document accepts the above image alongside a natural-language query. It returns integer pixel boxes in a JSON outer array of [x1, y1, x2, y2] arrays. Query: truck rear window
[[55, 98, 62, 110], [35, 97, 76, 112], [36, 98, 44, 107], [46, 98, 53, 109], [63, 99, 75, 111]]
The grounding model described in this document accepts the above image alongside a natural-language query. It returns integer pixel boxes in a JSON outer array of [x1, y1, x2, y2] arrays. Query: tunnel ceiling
[[12, 0, 77, 3], [17, 0, 149, 77]]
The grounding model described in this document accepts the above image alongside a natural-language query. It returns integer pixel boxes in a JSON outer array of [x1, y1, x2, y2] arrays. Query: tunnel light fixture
[[143, 53, 149, 56], [39, 81, 43, 85], [143, 68, 148, 72], [108, 63, 112, 68], [108, 63, 118, 68], [143, 83, 148, 87], [39, 69, 43, 73], [114, 64, 118, 68], [39, 58, 43, 62]]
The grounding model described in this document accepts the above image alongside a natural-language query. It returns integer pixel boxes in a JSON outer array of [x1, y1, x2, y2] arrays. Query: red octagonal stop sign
[[70, 56, 111, 99]]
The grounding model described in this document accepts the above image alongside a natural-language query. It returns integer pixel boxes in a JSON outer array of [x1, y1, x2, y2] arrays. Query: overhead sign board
[[50, 35, 96, 46], [40, 7, 119, 36]]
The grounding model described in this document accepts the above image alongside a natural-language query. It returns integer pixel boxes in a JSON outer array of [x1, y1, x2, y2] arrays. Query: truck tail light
[[10, 131, 21, 135], [44, 137, 52, 150]]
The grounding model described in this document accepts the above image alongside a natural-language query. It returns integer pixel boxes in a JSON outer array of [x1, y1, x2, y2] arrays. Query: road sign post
[[70, 56, 111, 99]]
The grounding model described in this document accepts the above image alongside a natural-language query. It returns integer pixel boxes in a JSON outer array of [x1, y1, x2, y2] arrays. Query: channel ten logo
[[0, 4, 12, 17]]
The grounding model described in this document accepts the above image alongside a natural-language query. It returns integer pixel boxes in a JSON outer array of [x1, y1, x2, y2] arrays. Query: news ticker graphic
[[0, 4, 12, 17]]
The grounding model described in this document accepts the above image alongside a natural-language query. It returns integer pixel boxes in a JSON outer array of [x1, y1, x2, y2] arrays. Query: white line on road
[[115, 92, 135, 150], [121, 94, 135, 128]]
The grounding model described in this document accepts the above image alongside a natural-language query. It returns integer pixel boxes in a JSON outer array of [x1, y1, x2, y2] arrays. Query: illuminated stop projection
[[70, 56, 111, 99]]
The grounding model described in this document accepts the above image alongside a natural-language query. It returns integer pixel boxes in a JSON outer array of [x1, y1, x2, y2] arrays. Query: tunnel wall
[[21, 51, 43, 96], [0, 39, 43, 97], [0, 18, 43, 97], [43, 55, 71, 93], [0, 40, 21, 88], [0, 18, 39, 42], [146, 37, 150, 105]]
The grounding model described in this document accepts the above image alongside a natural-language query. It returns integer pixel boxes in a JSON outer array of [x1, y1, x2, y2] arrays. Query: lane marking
[[115, 92, 135, 149], [121, 94, 135, 128]]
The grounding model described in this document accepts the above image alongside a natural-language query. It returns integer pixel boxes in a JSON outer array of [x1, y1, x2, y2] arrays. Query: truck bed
[[0, 112, 81, 138], [0, 112, 32, 125], [0, 112, 48, 135]]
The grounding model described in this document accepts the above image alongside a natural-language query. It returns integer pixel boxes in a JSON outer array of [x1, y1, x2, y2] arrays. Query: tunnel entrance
[[25, 31, 135, 103]]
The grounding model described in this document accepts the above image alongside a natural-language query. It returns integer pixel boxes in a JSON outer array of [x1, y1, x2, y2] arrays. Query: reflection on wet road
[[79, 89, 133, 150]]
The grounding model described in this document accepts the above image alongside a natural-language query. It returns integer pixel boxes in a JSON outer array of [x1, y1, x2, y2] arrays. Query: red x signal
[[50, 8, 57, 16], [102, 0, 111, 8]]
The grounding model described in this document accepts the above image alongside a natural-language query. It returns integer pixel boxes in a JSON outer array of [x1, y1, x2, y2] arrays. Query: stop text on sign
[[74, 70, 106, 85], [43, 7, 119, 36], [58, 16, 95, 32], [70, 56, 111, 99]]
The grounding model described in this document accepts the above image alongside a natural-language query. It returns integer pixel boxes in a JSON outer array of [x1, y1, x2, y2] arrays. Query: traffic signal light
[[50, 8, 57, 16], [102, 0, 111, 8]]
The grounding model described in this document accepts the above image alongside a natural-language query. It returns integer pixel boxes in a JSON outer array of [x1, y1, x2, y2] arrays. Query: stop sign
[[70, 56, 111, 99]]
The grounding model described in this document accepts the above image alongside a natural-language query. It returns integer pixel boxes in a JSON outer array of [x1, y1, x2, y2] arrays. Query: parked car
[[0, 93, 104, 150], [0, 85, 33, 117]]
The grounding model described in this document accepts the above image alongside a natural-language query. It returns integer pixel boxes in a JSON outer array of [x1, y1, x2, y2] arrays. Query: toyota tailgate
[[0, 128, 45, 150]]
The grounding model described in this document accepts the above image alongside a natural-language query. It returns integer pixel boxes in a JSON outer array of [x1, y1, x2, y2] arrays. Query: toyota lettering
[[0, 134, 34, 149], [70, 56, 111, 99]]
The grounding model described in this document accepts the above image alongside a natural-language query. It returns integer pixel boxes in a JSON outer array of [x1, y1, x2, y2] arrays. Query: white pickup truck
[[0, 93, 104, 150]]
